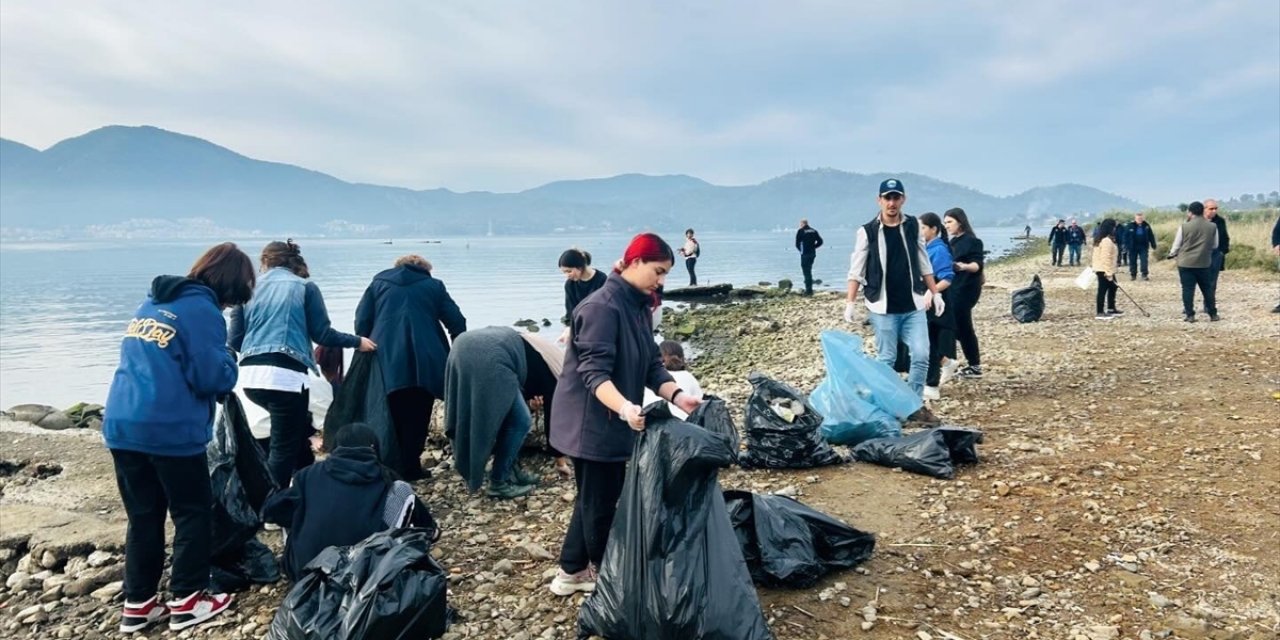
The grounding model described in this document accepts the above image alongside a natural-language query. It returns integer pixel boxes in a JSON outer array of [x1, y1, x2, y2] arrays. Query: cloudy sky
[[1, 1, 1277, 204]]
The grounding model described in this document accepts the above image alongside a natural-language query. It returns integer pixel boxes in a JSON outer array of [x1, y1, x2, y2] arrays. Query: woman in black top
[[944, 208, 985, 378], [558, 249, 607, 344]]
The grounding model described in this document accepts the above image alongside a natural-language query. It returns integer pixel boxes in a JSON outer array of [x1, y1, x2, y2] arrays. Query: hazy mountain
[[0, 125, 1146, 237]]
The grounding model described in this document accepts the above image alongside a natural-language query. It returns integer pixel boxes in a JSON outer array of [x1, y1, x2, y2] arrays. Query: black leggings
[[1095, 272, 1117, 313], [952, 299, 981, 367], [388, 387, 435, 479], [559, 458, 627, 573], [245, 387, 313, 488]]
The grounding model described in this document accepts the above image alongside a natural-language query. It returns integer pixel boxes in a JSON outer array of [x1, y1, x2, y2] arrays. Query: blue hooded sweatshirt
[[103, 276, 239, 457]]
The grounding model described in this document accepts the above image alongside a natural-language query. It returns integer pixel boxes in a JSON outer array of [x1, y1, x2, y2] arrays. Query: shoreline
[[3, 249, 1279, 639]]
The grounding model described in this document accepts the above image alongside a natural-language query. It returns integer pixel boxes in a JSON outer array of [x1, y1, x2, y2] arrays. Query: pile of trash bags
[[724, 490, 876, 588], [1011, 275, 1045, 323], [208, 396, 280, 592], [324, 351, 401, 468], [579, 405, 773, 640], [810, 331, 919, 446], [852, 426, 984, 479], [739, 372, 844, 469], [268, 528, 449, 640]]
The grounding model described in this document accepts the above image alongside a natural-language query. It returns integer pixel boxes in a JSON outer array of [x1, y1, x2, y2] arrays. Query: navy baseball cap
[[879, 178, 905, 196]]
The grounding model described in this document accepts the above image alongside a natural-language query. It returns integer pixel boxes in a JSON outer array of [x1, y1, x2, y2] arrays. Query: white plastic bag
[[236, 375, 333, 440], [1074, 267, 1094, 290]]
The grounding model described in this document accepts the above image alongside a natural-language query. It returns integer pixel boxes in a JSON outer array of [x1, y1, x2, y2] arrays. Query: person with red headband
[[546, 232, 702, 597]]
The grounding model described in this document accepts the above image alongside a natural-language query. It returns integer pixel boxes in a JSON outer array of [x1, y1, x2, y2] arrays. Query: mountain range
[[0, 126, 1147, 237]]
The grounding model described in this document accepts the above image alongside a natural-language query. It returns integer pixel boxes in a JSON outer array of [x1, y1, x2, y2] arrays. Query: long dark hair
[[188, 242, 255, 307], [260, 239, 310, 278], [943, 208, 975, 237], [1093, 219, 1117, 246], [919, 212, 948, 244]]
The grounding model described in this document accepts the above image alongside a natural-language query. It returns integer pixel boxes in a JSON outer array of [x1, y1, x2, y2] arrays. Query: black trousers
[[245, 387, 313, 488], [1179, 267, 1216, 317], [952, 298, 981, 366], [111, 449, 212, 602], [1129, 248, 1150, 278], [800, 252, 816, 293], [559, 458, 627, 574], [1205, 251, 1224, 312], [388, 386, 435, 479], [926, 321, 955, 387], [1051, 243, 1065, 265], [685, 257, 698, 286], [1095, 272, 1118, 313]]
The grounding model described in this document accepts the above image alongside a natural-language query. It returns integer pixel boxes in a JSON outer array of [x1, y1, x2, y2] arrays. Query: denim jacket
[[229, 268, 359, 371]]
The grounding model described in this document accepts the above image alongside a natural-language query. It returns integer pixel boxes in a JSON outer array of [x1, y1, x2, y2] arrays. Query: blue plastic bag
[[811, 331, 919, 446]]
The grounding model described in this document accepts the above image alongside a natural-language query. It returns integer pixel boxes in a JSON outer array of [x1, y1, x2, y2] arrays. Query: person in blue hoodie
[[102, 242, 255, 634]]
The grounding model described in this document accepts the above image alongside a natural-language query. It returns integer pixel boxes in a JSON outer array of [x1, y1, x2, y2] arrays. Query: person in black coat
[[795, 218, 824, 295], [944, 208, 985, 378], [355, 255, 466, 480], [261, 423, 438, 580], [1048, 220, 1067, 266]]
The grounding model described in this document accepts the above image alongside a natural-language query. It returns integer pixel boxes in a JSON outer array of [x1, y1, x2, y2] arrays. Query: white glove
[[620, 401, 645, 431], [843, 301, 857, 324], [933, 294, 946, 316]]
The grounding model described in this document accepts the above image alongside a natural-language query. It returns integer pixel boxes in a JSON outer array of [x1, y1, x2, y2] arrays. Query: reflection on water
[[0, 228, 1026, 407]]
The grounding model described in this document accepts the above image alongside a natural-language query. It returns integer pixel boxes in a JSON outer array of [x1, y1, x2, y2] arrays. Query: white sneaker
[[939, 361, 959, 384], [549, 566, 597, 596], [922, 386, 941, 401]]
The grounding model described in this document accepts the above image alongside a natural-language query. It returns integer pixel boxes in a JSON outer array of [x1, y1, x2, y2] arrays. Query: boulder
[[7, 404, 56, 424], [35, 412, 76, 430]]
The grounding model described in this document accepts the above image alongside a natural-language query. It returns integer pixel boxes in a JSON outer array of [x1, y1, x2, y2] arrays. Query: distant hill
[[0, 125, 1147, 237]]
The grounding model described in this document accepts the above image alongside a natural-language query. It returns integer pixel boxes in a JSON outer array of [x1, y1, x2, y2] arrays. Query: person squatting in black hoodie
[[261, 423, 439, 580]]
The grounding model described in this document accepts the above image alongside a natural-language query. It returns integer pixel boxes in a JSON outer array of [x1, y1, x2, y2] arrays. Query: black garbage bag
[[267, 528, 448, 640], [851, 427, 984, 479], [685, 394, 740, 461], [739, 372, 844, 469], [324, 351, 400, 469], [724, 490, 875, 588], [1011, 275, 1045, 323], [578, 405, 773, 640], [208, 396, 280, 590]]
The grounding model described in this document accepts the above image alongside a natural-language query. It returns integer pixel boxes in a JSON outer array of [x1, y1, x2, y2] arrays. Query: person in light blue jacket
[[102, 242, 254, 634]]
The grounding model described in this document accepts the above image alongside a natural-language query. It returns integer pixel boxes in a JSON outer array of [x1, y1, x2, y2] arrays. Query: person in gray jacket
[[1167, 201, 1220, 322], [547, 233, 701, 597]]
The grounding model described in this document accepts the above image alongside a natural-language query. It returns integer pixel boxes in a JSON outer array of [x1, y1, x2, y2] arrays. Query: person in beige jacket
[[1091, 219, 1122, 320]]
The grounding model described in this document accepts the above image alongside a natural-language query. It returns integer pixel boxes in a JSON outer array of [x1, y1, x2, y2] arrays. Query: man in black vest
[[845, 178, 945, 400], [795, 218, 824, 295]]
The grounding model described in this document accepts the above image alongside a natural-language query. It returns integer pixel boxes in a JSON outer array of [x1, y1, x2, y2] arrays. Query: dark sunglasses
[[881, 193, 903, 201]]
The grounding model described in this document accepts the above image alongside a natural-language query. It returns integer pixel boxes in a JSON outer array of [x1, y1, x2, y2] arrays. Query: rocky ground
[[2, 249, 1278, 640]]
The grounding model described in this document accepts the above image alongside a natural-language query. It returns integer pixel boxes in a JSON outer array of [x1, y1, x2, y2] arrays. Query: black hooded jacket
[[261, 446, 436, 579], [355, 264, 466, 396]]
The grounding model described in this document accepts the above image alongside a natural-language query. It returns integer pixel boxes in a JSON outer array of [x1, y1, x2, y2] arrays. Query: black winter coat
[[355, 264, 466, 397]]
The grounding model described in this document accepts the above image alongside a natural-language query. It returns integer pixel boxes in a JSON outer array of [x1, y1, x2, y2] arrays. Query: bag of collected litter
[[851, 426, 984, 479], [578, 405, 773, 640], [267, 528, 449, 640], [810, 331, 914, 446], [1074, 267, 1094, 290], [723, 490, 875, 588], [739, 372, 844, 469], [685, 394, 740, 461], [208, 396, 280, 591], [1011, 275, 1045, 323], [324, 351, 400, 468]]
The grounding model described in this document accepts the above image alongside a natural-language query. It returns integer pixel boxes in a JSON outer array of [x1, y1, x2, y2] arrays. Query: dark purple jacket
[[549, 273, 674, 462]]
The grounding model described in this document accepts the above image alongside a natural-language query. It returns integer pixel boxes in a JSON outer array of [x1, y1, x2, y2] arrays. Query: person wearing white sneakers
[[917, 213, 956, 401], [547, 234, 702, 597], [102, 244, 253, 633]]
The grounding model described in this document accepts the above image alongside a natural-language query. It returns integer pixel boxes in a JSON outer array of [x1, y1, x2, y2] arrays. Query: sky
[[1, 1, 1277, 205]]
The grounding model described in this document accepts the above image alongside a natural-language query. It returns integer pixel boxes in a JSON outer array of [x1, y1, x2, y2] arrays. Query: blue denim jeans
[[1068, 244, 1082, 265], [491, 395, 532, 483], [869, 309, 930, 395]]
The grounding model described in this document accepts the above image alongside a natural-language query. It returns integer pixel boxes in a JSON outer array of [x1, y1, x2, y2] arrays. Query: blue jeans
[[491, 395, 532, 483], [869, 309, 930, 395], [1068, 244, 1082, 265]]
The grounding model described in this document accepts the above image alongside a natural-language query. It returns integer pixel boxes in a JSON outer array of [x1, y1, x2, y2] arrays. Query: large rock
[[35, 412, 76, 431], [7, 404, 56, 424]]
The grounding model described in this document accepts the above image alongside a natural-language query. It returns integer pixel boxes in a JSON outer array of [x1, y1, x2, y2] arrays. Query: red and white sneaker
[[166, 591, 232, 631], [120, 595, 168, 633]]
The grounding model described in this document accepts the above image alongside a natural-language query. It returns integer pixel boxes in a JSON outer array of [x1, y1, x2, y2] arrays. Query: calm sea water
[[0, 227, 1027, 407]]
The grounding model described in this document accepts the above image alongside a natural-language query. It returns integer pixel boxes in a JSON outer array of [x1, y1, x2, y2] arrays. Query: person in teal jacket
[[102, 242, 255, 634]]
